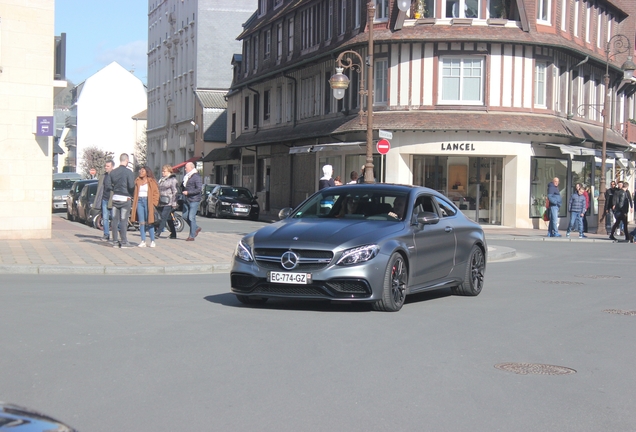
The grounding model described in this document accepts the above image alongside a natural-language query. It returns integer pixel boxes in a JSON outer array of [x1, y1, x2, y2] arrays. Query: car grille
[[254, 248, 333, 271], [231, 277, 371, 299]]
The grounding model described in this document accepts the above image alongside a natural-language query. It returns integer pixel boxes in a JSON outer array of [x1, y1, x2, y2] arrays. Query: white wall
[[76, 62, 147, 169], [0, 0, 54, 239]]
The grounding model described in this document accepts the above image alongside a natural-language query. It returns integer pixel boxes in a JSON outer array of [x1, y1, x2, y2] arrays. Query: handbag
[[153, 207, 163, 227], [542, 209, 550, 222], [159, 195, 170, 205]]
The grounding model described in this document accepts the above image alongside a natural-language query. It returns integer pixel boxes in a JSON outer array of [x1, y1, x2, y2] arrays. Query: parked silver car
[[52, 172, 82, 211], [230, 184, 487, 312]]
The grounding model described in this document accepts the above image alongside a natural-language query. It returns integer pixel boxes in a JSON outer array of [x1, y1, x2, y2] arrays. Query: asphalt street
[[1, 239, 635, 432]]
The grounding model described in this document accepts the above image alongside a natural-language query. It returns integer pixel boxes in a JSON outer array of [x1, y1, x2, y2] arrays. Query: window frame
[[438, 56, 485, 105], [374, 58, 388, 105], [534, 62, 547, 108], [444, 0, 481, 19], [537, 0, 551, 24]]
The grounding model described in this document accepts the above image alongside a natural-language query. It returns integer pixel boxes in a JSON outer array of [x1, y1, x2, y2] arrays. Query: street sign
[[376, 138, 391, 155], [379, 129, 393, 139]]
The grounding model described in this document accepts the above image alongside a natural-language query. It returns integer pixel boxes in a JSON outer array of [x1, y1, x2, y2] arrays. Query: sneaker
[[150, 241, 156, 248], [101, 234, 110, 241], [169, 235, 177, 239], [565, 232, 570, 237], [579, 235, 587, 239], [120, 242, 134, 249], [111, 241, 120, 248], [553, 233, 562, 237], [138, 242, 147, 248], [609, 235, 617, 241]]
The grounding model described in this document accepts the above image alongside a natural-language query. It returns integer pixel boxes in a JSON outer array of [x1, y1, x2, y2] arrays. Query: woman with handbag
[[131, 166, 160, 247], [157, 164, 178, 239]]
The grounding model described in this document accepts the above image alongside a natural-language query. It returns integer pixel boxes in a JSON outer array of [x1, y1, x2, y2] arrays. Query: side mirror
[[278, 207, 293, 219], [417, 211, 440, 225]]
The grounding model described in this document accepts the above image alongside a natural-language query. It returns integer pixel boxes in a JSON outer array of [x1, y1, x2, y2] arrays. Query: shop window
[[439, 57, 484, 104], [530, 157, 568, 218]]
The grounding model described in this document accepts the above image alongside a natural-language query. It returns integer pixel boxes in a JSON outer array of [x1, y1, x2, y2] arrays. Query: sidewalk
[[0, 217, 614, 275]]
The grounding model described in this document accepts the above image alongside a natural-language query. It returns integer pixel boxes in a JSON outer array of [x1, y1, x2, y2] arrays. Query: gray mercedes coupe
[[230, 184, 486, 312]]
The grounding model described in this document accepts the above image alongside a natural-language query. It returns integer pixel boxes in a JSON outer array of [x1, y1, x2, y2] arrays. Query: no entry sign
[[376, 138, 391, 155]]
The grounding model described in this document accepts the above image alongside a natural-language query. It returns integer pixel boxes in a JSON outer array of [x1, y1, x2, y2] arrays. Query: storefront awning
[[288, 141, 366, 154], [616, 158, 629, 169], [546, 143, 623, 159], [201, 147, 240, 162], [172, 156, 201, 173]]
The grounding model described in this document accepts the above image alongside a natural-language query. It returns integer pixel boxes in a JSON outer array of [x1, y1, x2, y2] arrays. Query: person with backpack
[[547, 177, 562, 237]]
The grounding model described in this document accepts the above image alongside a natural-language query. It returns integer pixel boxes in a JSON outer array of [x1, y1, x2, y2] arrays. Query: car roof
[[53, 173, 82, 180]]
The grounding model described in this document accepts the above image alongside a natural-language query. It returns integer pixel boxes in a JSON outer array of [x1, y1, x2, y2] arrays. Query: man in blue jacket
[[566, 185, 587, 238], [547, 177, 562, 237]]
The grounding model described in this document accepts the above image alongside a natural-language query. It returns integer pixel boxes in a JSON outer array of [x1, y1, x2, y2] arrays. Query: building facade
[[0, 0, 57, 239], [61, 62, 147, 175], [225, 0, 636, 229], [146, 0, 254, 176]]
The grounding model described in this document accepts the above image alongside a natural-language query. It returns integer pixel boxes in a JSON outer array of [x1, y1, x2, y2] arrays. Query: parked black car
[[76, 181, 98, 225], [198, 183, 218, 216], [207, 185, 259, 220], [66, 179, 97, 221]]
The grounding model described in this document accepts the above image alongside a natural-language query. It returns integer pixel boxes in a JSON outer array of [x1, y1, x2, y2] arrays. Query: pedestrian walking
[[604, 181, 617, 234], [319, 164, 336, 190], [566, 186, 587, 238], [157, 165, 178, 239], [547, 177, 562, 237], [131, 166, 160, 248], [182, 162, 202, 241], [94, 159, 114, 241], [610, 182, 630, 242], [582, 184, 590, 233], [106, 153, 135, 248]]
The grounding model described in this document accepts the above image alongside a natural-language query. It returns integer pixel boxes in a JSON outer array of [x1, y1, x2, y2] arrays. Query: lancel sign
[[441, 143, 476, 151]]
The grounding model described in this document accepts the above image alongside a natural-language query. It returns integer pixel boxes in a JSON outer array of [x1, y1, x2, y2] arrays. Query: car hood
[[251, 219, 404, 249], [218, 196, 255, 205]]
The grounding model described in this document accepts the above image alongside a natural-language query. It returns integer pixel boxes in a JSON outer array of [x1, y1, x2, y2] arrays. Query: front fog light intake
[[235, 240, 254, 262], [336, 245, 379, 265]]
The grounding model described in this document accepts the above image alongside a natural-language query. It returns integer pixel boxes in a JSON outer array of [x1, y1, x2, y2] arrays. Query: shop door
[[465, 157, 502, 225]]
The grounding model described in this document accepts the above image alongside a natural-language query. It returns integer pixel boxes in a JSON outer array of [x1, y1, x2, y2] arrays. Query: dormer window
[[259, 0, 267, 16]]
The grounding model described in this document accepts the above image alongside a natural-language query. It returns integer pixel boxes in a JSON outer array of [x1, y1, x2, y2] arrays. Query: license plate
[[235, 207, 249, 213], [268, 271, 312, 284]]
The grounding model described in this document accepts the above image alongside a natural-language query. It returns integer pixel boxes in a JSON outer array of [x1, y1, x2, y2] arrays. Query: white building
[[146, 0, 254, 176], [0, 0, 57, 239], [63, 62, 147, 173]]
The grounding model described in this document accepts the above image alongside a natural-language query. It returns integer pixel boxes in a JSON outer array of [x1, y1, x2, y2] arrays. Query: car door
[[411, 194, 457, 285]]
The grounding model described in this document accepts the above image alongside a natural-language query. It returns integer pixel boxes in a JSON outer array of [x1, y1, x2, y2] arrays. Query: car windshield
[[291, 188, 410, 221], [219, 187, 253, 199], [53, 179, 75, 191]]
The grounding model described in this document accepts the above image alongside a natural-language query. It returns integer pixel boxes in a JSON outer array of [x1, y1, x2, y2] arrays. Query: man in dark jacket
[[182, 162, 202, 241], [610, 182, 630, 241], [547, 177, 562, 237], [107, 153, 135, 248], [566, 185, 587, 238], [604, 181, 617, 234]]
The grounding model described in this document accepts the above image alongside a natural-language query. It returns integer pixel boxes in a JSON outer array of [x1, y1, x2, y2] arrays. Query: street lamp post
[[329, 2, 376, 183], [597, 34, 635, 233]]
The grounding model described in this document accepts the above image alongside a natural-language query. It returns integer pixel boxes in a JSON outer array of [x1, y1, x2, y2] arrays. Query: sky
[[55, 0, 149, 86]]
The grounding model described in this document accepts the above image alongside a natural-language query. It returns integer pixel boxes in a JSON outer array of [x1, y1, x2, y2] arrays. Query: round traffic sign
[[376, 138, 391, 155]]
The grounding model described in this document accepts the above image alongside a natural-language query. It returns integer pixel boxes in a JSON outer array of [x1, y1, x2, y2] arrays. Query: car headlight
[[220, 201, 231, 206], [235, 240, 254, 262], [336, 245, 379, 266]]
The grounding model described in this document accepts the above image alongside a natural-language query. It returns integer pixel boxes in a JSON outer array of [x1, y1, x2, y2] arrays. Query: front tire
[[173, 214, 185, 232], [451, 245, 485, 296], [93, 214, 103, 230], [373, 252, 407, 312], [236, 295, 268, 305]]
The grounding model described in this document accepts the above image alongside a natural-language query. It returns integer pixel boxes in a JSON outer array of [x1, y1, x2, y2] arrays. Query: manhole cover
[[603, 309, 636, 316], [494, 363, 576, 375], [536, 280, 584, 285], [578, 275, 620, 280]]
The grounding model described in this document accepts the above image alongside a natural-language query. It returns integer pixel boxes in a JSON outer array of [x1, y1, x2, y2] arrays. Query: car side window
[[414, 195, 436, 215], [433, 196, 457, 218]]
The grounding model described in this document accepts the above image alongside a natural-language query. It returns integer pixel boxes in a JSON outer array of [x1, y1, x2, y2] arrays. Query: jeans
[[566, 212, 583, 236], [158, 205, 176, 237], [137, 197, 155, 242], [548, 205, 560, 235], [101, 199, 110, 237], [111, 200, 131, 244], [182, 200, 200, 238]]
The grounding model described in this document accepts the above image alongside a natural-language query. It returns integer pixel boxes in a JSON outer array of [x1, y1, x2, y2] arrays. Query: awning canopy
[[172, 156, 201, 173], [201, 147, 241, 162], [288, 141, 366, 154], [545, 143, 624, 159]]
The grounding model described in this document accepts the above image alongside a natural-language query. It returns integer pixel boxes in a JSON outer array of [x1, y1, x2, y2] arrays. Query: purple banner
[[37, 116, 54, 136]]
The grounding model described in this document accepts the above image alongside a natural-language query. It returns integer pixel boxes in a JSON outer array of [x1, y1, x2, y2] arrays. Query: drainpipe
[[567, 56, 588, 119], [246, 85, 260, 133]]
